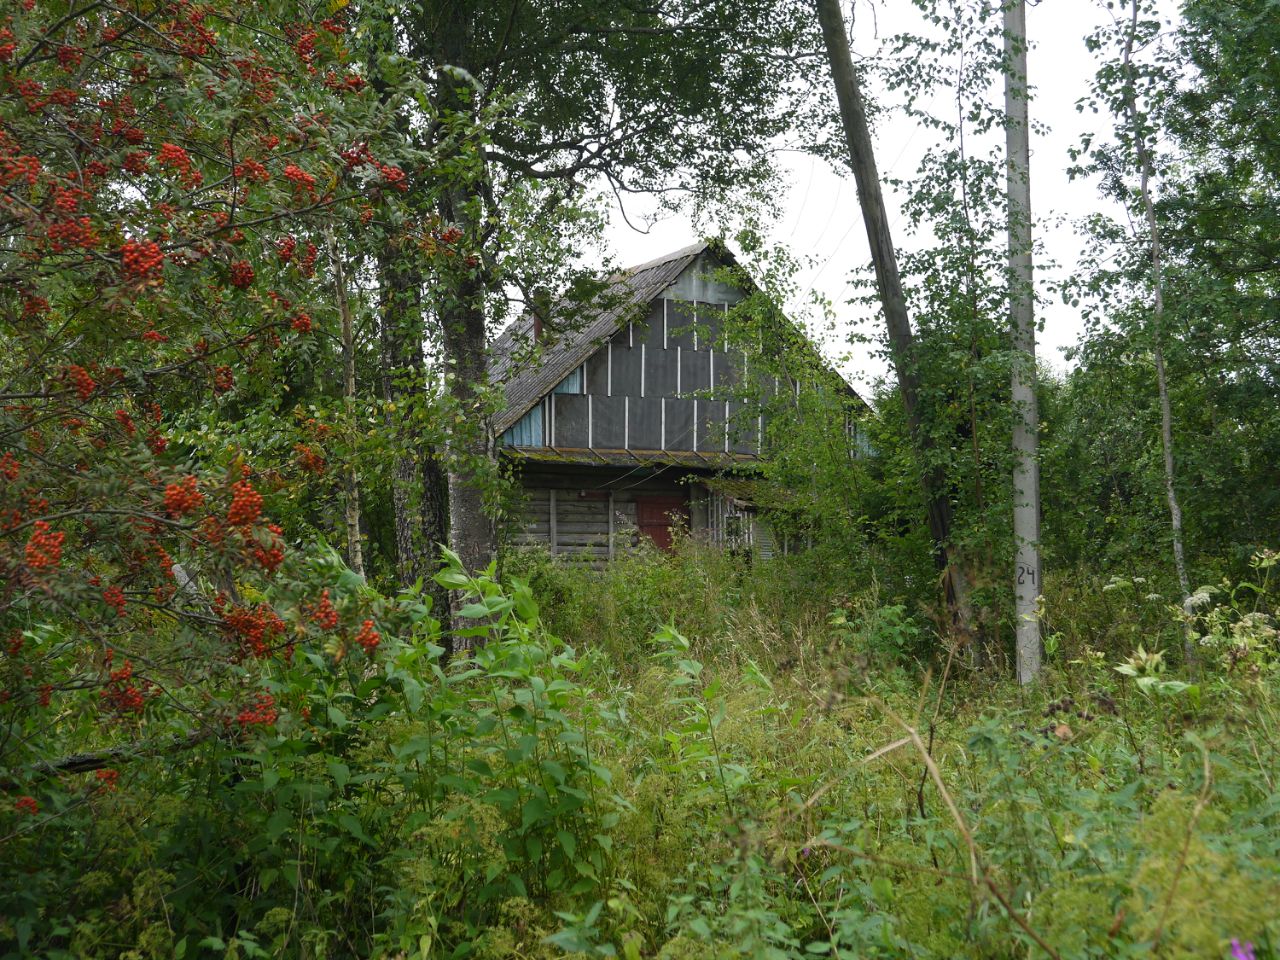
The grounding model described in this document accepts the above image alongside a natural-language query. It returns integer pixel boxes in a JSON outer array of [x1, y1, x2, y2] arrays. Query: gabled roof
[[488, 240, 865, 436], [489, 242, 709, 435]]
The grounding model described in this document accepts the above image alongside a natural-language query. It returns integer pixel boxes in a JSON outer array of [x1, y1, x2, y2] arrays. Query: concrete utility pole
[[1003, 0, 1042, 683]]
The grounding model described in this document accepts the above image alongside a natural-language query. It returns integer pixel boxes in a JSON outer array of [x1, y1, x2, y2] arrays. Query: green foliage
[[5, 544, 1280, 958]]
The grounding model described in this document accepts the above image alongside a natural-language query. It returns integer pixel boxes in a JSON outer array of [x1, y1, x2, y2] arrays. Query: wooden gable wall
[[503, 253, 797, 455]]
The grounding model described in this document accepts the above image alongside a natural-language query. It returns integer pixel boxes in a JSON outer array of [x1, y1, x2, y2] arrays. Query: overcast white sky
[[600, 0, 1179, 393]]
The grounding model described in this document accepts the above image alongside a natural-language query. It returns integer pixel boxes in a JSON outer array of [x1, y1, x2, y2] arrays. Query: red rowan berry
[[229, 259, 254, 289], [354, 619, 380, 654], [212, 365, 233, 394], [310, 589, 338, 630], [103, 585, 126, 616], [227, 479, 263, 526], [282, 164, 315, 196], [114, 408, 135, 435], [293, 30, 317, 65], [233, 158, 269, 184], [0, 452, 19, 481], [14, 796, 37, 816], [56, 44, 83, 71], [237, 692, 278, 727], [65, 364, 95, 400], [95, 768, 119, 791], [277, 235, 296, 262], [25, 521, 65, 570], [290, 312, 311, 333], [122, 151, 150, 175], [164, 476, 203, 517], [121, 239, 164, 279], [297, 243, 317, 277]]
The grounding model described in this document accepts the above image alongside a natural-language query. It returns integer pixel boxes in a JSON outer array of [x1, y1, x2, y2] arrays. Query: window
[[552, 364, 585, 395], [502, 403, 544, 447]]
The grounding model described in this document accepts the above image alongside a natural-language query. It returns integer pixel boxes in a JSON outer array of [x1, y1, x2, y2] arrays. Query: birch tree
[[1117, 0, 1191, 607]]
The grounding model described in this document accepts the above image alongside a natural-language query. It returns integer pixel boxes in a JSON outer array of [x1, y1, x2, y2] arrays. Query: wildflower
[[1230, 940, 1255, 960]]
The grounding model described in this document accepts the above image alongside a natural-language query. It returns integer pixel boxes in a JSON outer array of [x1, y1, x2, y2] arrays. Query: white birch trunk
[[1122, 0, 1191, 606]]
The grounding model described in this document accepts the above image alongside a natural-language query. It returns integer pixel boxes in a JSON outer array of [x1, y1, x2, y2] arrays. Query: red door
[[635, 495, 689, 551]]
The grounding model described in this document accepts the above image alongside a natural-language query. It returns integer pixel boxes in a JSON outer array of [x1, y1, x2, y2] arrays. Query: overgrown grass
[[4, 547, 1278, 959]]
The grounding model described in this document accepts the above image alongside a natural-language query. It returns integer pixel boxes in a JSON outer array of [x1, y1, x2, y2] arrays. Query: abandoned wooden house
[[489, 241, 858, 562]]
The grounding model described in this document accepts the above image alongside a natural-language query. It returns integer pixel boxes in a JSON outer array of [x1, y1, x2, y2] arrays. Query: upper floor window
[[552, 364, 585, 395]]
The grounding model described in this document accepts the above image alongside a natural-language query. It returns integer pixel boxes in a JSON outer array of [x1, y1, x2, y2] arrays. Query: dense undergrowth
[[4, 545, 1279, 959]]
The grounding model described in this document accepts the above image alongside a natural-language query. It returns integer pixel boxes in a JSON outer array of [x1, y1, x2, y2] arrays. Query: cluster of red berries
[[114, 408, 136, 435], [56, 44, 84, 71], [14, 796, 37, 816], [354, 619, 380, 655], [100, 655, 144, 714], [23, 296, 49, 317], [227, 479, 263, 526], [297, 243, 317, 277], [249, 523, 285, 572], [381, 165, 406, 190], [164, 476, 204, 517], [141, 329, 169, 344], [95, 768, 119, 792], [146, 431, 168, 455], [0, 452, 19, 481], [48, 216, 100, 251], [102, 585, 127, 616], [167, 6, 218, 58], [65, 364, 96, 400], [277, 235, 296, 262], [0, 150, 40, 188], [156, 142, 201, 186], [310, 589, 339, 630], [122, 151, 150, 175], [233, 158, 269, 184], [53, 186, 86, 213], [237, 692, 278, 727], [293, 30, 317, 66], [294, 443, 325, 473], [121, 239, 164, 278], [323, 71, 366, 93], [282, 164, 316, 196], [229, 259, 254, 289], [0, 28, 15, 63], [25, 521, 65, 571], [212, 365, 233, 394], [290, 311, 312, 333], [216, 600, 285, 658]]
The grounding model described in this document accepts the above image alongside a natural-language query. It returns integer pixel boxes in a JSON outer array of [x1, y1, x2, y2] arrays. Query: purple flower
[[801, 846, 811, 858], [1230, 939, 1255, 960]]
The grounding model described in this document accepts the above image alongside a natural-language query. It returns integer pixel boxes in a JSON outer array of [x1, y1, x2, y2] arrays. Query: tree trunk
[[1003, 0, 1042, 684], [376, 240, 451, 609], [434, 14, 499, 642], [1121, 0, 1191, 608], [815, 0, 976, 640], [327, 227, 366, 581], [438, 190, 496, 580]]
